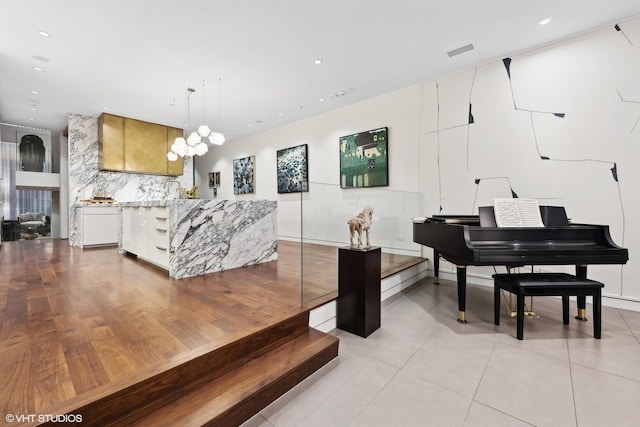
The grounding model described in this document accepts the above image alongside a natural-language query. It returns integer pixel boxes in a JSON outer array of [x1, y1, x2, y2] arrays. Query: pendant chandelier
[[167, 80, 225, 162]]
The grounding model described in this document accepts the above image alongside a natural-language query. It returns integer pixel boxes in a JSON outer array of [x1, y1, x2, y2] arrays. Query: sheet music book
[[493, 198, 544, 227]]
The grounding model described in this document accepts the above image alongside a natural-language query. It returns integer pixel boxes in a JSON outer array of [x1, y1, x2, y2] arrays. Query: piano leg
[[575, 264, 588, 321], [457, 265, 467, 323], [433, 249, 440, 285]]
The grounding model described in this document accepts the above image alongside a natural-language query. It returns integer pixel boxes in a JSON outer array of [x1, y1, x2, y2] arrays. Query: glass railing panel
[[300, 182, 423, 306]]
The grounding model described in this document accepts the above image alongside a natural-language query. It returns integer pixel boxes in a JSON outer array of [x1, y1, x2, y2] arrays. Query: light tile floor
[[243, 278, 640, 427]]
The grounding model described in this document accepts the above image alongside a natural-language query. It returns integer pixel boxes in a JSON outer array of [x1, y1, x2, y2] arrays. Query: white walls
[[197, 84, 421, 193], [195, 85, 422, 241], [195, 17, 640, 305], [421, 17, 639, 301]]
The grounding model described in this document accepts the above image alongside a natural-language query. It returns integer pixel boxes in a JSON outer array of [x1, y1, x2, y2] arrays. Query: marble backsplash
[[68, 113, 192, 247]]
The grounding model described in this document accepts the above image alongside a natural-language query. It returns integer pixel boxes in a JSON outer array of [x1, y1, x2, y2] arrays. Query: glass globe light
[[197, 125, 211, 137], [195, 142, 208, 156], [174, 137, 187, 150], [167, 151, 179, 161], [187, 132, 201, 147], [176, 144, 188, 157], [208, 132, 225, 145], [186, 145, 196, 157]]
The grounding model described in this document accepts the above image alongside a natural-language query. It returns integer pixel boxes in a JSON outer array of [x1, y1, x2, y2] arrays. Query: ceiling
[[2, 0, 639, 142]]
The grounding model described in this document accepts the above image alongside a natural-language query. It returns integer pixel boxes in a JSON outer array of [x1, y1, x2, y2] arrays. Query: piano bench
[[493, 273, 604, 340]]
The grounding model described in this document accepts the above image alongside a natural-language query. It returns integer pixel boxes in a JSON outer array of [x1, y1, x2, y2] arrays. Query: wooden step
[[124, 328, 338, 426], [41, 310, 338, 427]]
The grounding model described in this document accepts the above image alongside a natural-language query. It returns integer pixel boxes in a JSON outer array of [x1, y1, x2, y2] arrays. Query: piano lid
[[413, 205, 628, 267]]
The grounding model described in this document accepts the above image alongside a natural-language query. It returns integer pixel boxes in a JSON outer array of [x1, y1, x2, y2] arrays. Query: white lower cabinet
[[121, 206, 138, 254], [80, 206, 119, 247], [121, 206, 169, 269]]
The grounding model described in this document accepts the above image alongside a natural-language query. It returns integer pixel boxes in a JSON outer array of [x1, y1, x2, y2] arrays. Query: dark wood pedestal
[[337, 246, 381, 338]]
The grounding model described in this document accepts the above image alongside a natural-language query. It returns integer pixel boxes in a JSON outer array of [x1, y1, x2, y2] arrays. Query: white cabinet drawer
[[153, 228, 169, 248], [121, 204, 170, 270], [153, 207, 169, 229], [153, 207, 169, 218], [146, 245, 169, 268], [154, 216, 169, 230]]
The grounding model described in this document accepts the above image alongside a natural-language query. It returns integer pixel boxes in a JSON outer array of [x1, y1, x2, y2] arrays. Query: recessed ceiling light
[[314, 59, 323, 65], [32, 55, 50, 62], [32, 66, 44, 72], [37, 30, 52, 38], [103, 107, 110, 111], [28, 118, 36, 121], [30, 107, 37, 111], [31, 90, 39, 95], [277, 113, 283, 116], [319, 98, 325, 102], [538, 17, 552, 25]]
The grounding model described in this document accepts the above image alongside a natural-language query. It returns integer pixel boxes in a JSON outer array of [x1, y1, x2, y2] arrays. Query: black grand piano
[[413, 206, 628, 323]]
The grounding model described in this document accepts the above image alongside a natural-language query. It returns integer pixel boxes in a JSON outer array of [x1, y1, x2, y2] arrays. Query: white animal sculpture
[[348, 205, 374, 248]]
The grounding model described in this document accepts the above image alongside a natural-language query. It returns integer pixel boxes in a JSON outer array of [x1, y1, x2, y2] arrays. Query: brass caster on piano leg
[[457, 311, 467, 324], [433, 276, 440, 285], [575, 308, 588, 321]]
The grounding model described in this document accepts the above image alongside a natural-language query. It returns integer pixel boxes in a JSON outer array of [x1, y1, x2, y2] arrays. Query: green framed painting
[[339, 127, 388, 188]]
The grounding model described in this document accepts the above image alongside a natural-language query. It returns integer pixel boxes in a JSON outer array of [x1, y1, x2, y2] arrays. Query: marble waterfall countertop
[[119, 199, 278, 279], [118, 200, 172, 207]]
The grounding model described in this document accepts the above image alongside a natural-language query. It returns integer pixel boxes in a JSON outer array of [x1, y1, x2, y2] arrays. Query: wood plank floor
[[0, 239, 424, 422]]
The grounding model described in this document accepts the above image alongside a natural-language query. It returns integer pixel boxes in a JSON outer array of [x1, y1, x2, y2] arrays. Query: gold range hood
[[98, 113, 184, 176]]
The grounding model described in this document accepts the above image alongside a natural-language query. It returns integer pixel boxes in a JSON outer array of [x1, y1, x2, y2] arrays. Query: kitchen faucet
[[164, 180, 183, 199]]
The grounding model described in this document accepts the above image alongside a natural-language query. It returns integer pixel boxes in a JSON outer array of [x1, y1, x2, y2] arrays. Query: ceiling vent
[[447, 44, 474, 57]]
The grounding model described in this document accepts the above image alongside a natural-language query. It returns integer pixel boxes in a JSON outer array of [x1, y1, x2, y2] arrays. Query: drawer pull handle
[[156, 245, 167, 251]]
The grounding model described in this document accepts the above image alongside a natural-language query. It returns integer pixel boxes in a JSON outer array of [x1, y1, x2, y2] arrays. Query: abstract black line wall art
[[615, 23, 634, 46], [617, 90, 640, 133]]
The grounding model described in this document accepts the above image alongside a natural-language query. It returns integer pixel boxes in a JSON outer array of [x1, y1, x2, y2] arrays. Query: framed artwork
[[233, 156, 255, 194], [276, 144, 308, 193], [208, 171, 220, 188], [339, 127, 388, 188]]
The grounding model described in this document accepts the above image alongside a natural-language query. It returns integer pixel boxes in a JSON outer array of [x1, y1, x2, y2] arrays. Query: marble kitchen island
[[119, 199, 278, 279]]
